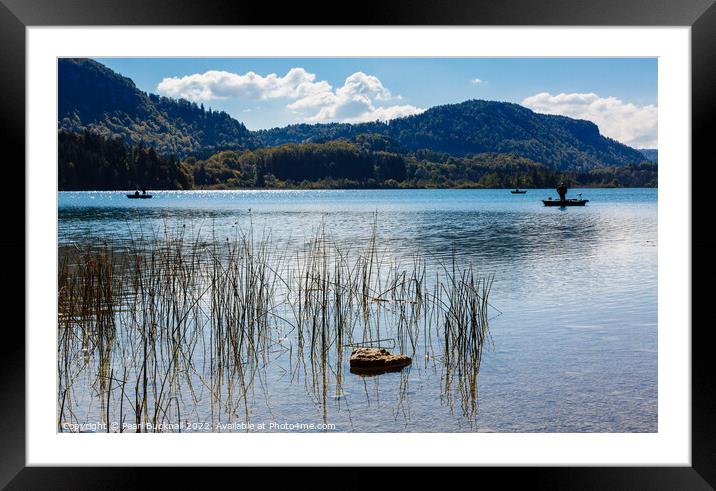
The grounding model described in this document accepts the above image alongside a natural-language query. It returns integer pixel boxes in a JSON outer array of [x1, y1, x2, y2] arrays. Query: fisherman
[[556, 181, 568, 202], [141, 187, 147, 195], [134, 190, 140, 197]]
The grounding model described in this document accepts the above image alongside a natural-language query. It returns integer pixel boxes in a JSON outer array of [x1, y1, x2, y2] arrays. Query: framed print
[[3, 0, 715, 486]]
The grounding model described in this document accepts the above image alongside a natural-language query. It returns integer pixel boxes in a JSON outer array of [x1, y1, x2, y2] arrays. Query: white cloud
[[521, 92, 658, 148], [470, 78, 484, 85], [156, 68, 331, 102], [339, 72, 392, 101], [340, 104, 426, 123], [157, 68, 423, 124], [288, 71, 424, 123]]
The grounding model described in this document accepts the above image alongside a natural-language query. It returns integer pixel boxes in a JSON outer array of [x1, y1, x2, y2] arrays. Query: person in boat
[[134, 190, 140, 197], [556, 181, 567, 202], [141, 188, 147, 195]]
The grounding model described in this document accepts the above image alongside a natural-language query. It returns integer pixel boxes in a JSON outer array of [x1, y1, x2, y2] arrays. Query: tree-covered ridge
[[638, 149, 658, 163], [186, 140, 406, 188], [58, 130, 657, 191], [58, 58, 257, 158], [185, 138, 657, 190], [58, 130, 193, 190], [255, 100, 646, 170], [59, 59, 648, 172]]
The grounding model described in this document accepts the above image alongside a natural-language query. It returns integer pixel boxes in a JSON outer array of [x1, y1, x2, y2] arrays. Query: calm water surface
[[58, 188, 657, 432]]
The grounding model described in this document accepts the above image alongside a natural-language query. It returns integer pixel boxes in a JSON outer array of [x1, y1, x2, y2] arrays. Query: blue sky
[[94, 57, 658, 148]]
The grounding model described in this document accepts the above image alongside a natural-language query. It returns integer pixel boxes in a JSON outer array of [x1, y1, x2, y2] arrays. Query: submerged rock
[[349, 348, 412, 375]]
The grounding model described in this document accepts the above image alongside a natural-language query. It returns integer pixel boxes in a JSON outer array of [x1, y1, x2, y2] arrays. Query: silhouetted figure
[[134, 190, 140, 197], [556, 181, 567, 202], [141, 188, 147, 195]]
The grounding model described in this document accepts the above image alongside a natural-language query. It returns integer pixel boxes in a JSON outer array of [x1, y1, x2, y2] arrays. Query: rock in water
[[349, 348, 412, 375]]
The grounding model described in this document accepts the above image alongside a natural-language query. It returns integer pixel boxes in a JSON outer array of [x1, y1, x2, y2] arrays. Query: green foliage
[[186, 143, 657, 190], [58, 58, 257, 158], [57, 59, 657, 190], [574, 162, 658, 188], [637, 149, 658, 163], [404, 152, 557, 188], [256, 100, 646, 170], [58, 129, 656, 191], [58, 130, 193, 190], [188, 140, 386, 188]]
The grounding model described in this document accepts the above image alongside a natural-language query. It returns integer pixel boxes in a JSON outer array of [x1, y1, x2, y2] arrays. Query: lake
[[57, 188, 657, 433]]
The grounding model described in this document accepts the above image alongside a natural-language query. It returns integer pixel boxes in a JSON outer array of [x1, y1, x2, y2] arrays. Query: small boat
[[543, 198, 588, 207], [511, 189, 527, 194], [127, 193, 153, 199]]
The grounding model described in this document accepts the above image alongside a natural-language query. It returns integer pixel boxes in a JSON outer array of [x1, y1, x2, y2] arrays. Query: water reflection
[[58, 222, 495, 432], [58, 189, 657, 432]]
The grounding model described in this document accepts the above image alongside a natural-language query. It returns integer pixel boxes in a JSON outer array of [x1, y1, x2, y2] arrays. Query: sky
[[94, 57, 658, 148]]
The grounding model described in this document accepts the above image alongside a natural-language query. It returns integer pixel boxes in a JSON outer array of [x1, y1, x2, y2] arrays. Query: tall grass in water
[[57, 218, 495, 431], [437, 250, 494, 420]]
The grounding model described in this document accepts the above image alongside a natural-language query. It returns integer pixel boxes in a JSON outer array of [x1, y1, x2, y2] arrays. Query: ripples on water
[[58, 189, 657, 432]]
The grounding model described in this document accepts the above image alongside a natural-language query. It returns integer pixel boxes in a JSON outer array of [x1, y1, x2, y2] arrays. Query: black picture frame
[[3, 0, 714, 486]]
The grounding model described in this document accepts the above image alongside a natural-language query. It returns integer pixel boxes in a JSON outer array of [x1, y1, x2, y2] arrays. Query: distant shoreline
[[58, 185, 658, 192]]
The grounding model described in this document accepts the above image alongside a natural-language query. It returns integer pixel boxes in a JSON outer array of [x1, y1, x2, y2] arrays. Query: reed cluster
[[57, 219, 495, 431]]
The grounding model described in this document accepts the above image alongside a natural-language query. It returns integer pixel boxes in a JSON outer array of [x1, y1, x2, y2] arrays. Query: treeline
[[573, 163, 658, 188], [58, 131, 657, 191], [58, 130, 192, 190], [186, 139, 657, 189], [405, 153, 657, 188], [186, 140, 406, 188]]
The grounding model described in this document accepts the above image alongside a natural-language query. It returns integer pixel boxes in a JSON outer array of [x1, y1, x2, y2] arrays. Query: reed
[[57, 218, 495, 431]]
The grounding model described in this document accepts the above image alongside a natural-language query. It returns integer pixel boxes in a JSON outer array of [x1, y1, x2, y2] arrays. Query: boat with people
[[511, 189, 527, 194], [127, 188, 152, 199], [543, 182, 587, 206], [542, 198, 588, 207]]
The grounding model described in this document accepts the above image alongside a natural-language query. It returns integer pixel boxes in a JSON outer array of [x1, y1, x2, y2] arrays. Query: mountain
[[638, 149, 658, 163], [58, 58, 257, 157], [256, 100, 645, 171], [58, 58, 646, 171]]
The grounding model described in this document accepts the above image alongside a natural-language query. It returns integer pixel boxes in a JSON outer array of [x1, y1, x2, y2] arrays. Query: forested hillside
[[58, 130, 193, 190], [638, 149, 658, 163], [58, 58, 656, 190], [59, 58, 256, 157], [255, 100, 646, 170], [185, 141, 657, 190]]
